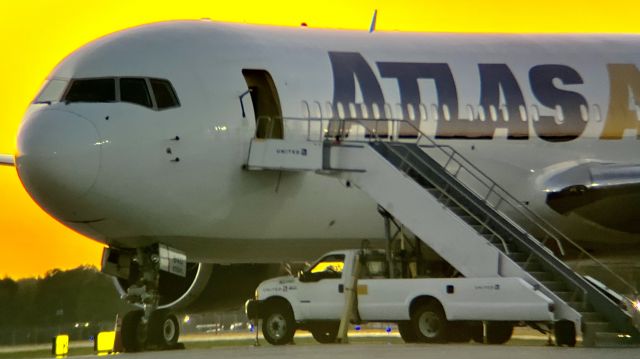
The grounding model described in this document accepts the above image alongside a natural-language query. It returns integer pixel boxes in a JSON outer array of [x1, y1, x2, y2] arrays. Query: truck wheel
[[398, 321, 419, 343], [412, 302, 448, 343], [148, 310, 180, 349], [447, 322, 471, 343], [470, 322, 484, 343], [262, 302, 296, 345], [485, 322, 513, 344], [555, 320, 576, 347], [309, 322, 339, 344]]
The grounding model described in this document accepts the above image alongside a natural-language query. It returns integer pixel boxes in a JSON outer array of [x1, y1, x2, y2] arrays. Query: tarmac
[[99, 342, 640, 359], [4, 330, 640, 359]]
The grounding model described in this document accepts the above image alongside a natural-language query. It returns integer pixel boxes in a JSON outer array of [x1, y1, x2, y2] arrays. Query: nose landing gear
[[119, 247, 183, 352]]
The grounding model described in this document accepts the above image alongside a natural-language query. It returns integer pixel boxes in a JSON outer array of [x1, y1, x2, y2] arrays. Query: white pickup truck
[[245, 249, 555, 345]]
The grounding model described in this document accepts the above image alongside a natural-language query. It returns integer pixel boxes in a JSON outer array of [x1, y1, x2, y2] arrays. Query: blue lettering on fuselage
[[328, 51, 636, 141]]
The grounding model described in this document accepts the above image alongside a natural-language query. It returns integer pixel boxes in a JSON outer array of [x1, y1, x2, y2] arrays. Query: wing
[[0, 154, 14, 166], [543, 162, 640, 233]]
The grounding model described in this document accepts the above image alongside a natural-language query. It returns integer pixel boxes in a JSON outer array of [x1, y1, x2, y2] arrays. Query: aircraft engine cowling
[[113, 262, 284, 312]]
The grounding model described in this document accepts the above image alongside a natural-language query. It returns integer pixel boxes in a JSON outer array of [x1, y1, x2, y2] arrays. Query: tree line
[[0, 266, 132, 330]]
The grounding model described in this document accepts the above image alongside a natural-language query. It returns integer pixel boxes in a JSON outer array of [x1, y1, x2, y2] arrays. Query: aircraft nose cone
[[16, 109, 100, 218]]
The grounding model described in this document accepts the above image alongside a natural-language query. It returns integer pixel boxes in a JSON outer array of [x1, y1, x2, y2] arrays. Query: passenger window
[[65, 79, 115, 103], [150, 79, 180, 110], [120, 78, 152, 108]]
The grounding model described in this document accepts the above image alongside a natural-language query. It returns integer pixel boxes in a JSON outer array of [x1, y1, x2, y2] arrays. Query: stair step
[[529, 271, 554, 281], [517, 261, 544, 272], [567, 301, 591, 311], [553, 291, 576, 301], [585, 321, 612, 333], [448, 206, 466, 216], [592, 331, 638, 347], [426, 188, 440, 197], [493, 242, 517, 253], [481, 232, 494, 240], [581, 312, 605, 322], [509, 252, 528, 262], [459, 215, 479, 225], [421, 182, 436, 189]]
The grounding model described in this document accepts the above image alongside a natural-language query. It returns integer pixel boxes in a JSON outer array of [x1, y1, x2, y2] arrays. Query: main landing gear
[[119, 247, 182, 352]]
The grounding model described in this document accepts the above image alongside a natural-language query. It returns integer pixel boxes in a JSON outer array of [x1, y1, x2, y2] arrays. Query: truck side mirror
[[298, 270, 309, 282]]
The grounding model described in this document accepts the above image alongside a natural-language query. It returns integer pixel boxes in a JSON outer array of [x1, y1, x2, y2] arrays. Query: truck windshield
[[310, 254, 345, 274], [302, 254, 345, 281]]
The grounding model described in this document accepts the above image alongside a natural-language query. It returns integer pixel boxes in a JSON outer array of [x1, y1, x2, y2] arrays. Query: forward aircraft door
[[242, 69, 284, 139]]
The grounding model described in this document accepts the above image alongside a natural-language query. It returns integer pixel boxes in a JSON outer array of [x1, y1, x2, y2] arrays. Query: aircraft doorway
[[242, 69, 284, 139]]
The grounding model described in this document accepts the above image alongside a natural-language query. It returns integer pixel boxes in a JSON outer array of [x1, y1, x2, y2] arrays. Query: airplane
[[2, 20, 640, 350]]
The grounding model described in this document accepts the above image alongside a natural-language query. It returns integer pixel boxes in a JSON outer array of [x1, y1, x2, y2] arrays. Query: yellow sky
[[1, 0, 640, 279]]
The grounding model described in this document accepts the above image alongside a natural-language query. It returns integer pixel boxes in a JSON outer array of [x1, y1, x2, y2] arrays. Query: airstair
[[244, 114, 640, 347]]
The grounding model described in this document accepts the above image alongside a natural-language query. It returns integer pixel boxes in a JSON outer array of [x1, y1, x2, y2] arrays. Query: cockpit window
[[150, 79, 180, 110], [64, 78, 116, 103], [61, 77, 179, 111], [120, 78, 152, 108], [34, 79, 70, 104]]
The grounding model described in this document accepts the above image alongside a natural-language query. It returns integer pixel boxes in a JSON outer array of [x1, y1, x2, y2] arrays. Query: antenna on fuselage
[[369, 9, 377, 33]]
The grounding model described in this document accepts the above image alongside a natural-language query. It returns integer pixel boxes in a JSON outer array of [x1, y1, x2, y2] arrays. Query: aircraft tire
[[262, 302, 296, 345], [148, 310, 180, 349], [121, 310, 145, 352]]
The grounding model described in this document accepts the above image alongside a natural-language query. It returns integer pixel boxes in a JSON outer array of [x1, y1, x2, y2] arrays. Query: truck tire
[[447, 322, 471, 343], [485, 322, 513, 344], [555, 320, 576, 347], [309, 322, 339, 344], [470, 322, 484, 343], [262, 302, 296, 345], [411, 302, 448, 343], [398, 321, 419, 343]]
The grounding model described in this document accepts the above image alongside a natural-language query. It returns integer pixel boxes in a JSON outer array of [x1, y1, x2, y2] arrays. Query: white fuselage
[[14, 21, 640, 263]]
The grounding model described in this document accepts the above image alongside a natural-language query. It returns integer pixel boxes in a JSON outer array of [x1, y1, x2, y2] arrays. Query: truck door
[[297, 254, 347, 320]]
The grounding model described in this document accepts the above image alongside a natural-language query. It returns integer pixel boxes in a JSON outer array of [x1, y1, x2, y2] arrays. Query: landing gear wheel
[[447, 322, 471, 343], [412, 302, 448, 343], [148, 310, 180, 349], [398, 321, 419, 343], [262, 303, 296, 345], [309, 322, 339, 344], [121, 310, 145, 352], [485, 322, 513, 344], [555, 320, 576, 347]]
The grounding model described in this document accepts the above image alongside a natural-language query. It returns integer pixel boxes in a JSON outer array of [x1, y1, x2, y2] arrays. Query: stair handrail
[[342, 116, 639, 296]]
